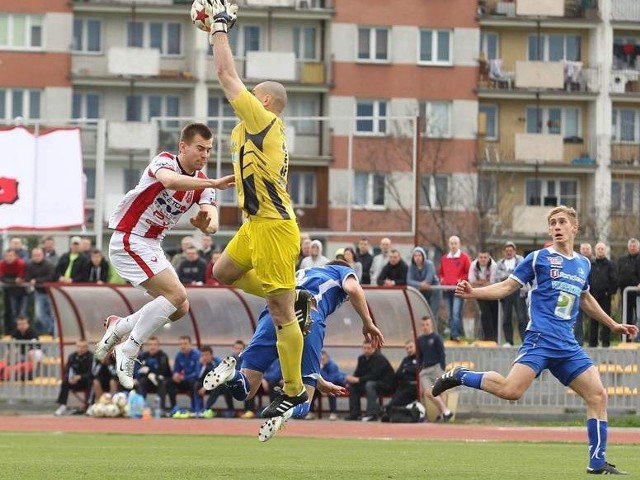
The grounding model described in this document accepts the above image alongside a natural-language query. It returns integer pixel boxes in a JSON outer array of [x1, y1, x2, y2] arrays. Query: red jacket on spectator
[[0, 256, 26, 283], [438, 251, 471, 286]]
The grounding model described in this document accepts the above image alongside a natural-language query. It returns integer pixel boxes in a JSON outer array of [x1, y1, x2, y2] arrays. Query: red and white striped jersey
[[108, 152, 216, 240]]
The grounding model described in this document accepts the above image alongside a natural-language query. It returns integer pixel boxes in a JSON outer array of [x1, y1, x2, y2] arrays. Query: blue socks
[[587, 418, 607, 469], [227, 371, 250, 401], [458, 369, 484, 390], [292, 401, 311, 419]]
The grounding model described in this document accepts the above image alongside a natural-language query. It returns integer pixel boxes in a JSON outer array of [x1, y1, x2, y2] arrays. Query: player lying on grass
[[203, 260, 384, 441], [432, 206, 638, 476]]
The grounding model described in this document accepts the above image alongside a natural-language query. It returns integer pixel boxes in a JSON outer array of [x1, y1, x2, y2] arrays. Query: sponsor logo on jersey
[[549, 256, 563, 266], [550, 268, 560, 279]]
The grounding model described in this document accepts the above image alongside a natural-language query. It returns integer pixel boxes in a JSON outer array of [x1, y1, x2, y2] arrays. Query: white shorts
[[109, 231, 174, 287]]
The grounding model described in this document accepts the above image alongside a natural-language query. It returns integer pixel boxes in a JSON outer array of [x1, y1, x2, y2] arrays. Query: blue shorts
[[240, 310, 325, 388], [513, 331, 593, 386]]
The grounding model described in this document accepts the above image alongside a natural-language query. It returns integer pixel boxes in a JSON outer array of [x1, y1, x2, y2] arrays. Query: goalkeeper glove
[[206, 0, 238, 40]]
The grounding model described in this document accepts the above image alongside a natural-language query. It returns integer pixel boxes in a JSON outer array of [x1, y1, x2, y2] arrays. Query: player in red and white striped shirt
[[95, 122, 234, 390]]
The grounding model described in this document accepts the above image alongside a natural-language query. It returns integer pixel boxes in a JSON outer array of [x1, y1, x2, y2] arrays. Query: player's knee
[[500, 386, 525, 401], [585, 385, 608, 409]]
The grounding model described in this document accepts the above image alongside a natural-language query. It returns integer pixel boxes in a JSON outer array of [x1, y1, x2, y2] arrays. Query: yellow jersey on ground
[[229, 89, 295, 220]]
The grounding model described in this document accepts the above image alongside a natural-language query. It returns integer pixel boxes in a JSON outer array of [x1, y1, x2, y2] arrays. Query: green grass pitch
[[3, 432, 638, 479]]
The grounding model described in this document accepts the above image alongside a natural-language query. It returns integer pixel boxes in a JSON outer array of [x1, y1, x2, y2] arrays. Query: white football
[[112, 392, 128, 409], [191, 0, 212, 32], [92, 403, 106, 418], [105, 403, 121, 418]]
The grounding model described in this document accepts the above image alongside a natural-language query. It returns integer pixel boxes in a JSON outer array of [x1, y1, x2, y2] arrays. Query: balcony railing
[[611, 0, 640, 21], [478, 0, 599, 20], [611, 143, 640, 167], [478, 133, 597, 166]]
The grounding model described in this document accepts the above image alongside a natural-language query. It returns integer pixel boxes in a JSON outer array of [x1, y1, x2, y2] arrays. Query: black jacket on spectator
[[394, 353, 419, 387], [590, 257, 617, 296], [377, 259, 409, 286], [25, 258, 55, 293], [12, 326, 40, 358], [353, 350, 395, 392], [177, 258, 207, 284], [417, 332, 446, 370], [356, 252, 374, 285], [64, 350, 94, 383], [137, 350, 172, 379], [617, 253, 640, 291], [55, 253, 90, 282], [83, 258, 110, 283]]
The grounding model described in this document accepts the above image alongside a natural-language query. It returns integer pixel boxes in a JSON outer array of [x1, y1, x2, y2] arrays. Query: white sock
[[443, 409, 452, 415], [113, 310, 143, 338], [121, 296, 177, 357]]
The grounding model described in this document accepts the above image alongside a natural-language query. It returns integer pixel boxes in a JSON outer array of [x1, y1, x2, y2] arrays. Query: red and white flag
[[0, 127, 84, 229]]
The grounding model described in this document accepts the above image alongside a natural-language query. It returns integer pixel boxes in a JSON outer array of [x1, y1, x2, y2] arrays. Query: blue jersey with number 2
[[510, 246, 591, 343]]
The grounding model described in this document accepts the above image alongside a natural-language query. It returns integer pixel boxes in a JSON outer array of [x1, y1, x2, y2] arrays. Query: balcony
[[478, 0, 599, 21], [611, 143, 640, 172], [610, 69, 640, 96], [611, 0, 640, 22], [478, 133, 598, 172], [479, 59, 600, 95]]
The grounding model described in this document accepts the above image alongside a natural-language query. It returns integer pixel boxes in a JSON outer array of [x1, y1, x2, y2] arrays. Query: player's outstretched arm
[[456, 278, 520, 301], [156, 169, 235, 191], [581, 291, 639, 337], [316, 376, 347, 397], [343, 276, 385, 348], [190, 205, 219, 234]]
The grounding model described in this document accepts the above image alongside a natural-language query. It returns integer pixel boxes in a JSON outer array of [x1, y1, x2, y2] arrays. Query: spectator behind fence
[[438, 236, 471, 341], [417, 316, 453, 422], [588, 242, 617, 348], [1, 316, 41, 381], [0, 248, 27, 335], [9, 237, 29, 261], [616, 238, 640, 339], [370, 238, 391, 286], [41, 236, 60, 268], [79, 237, 93, 258], [345, 340, 395, 422], [340, 247, 362, 281], [298, 240, 329, 269], [407, 246, 441, 330], [24, 247, 56, 336], [296, 238, 312, 270], [493, 241, 528, 346], [168, 336, 201, 414], [355, 238, 374, 285], [468, 251, 498, 342], [376, 249, 408, 287], [54, 236, 89, 283], [135, 336, 172, 414], [574, 242, 594, 345], [382, 340, 419, 418], [316, 350, 344, 421], [54, 339, 93, 416], [83, 249, 110, 284], [198, 234, 216, 263], [177, 246, 207, 285], [170, 236, 197, 269]]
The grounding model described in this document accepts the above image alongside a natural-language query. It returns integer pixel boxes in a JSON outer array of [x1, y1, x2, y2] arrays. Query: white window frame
[[0, 14, 43, 50], [479, 104, 498, 141], [286, 97, 320, 135], [420, 101, 452, 138], [72, 92, 101, 121], [612, 108, 639, 143], [289, 171, 317, 207], [611, 180, 639, 214], [354, 172, 386, 209], [355, 99, 388, 135], [0, 88, 42, 120], [418, 29, 453, 66], [480, 32, 499, 61], [420, 174, 450, 209], [357, 26, 390, 63], [292, 26, 318, 61], [73, 18, 102, 53], [126, 94, 181, 123], [527, 33, 581, 61], [126, 21, 182, 56], [525, 178, 579, 208], [525, 105, 581, 139], [477, 175, 497, 212], [219, 166, 237, 206]]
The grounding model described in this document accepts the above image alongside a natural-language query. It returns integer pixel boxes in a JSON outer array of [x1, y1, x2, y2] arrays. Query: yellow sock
[[276, 320, 304, 396], [232, 270, 266, 298]]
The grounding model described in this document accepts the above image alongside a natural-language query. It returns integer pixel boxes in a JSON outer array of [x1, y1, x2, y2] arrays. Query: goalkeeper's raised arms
[[191, 0, 238, 40]]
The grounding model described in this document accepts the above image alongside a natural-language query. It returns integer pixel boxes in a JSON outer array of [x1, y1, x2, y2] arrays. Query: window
[[126, 95, 180, 123], [0, 89, 41, 120], [123, 169, 141, 192], [293, 26, 317, 60], [73, 93, 100, 119], [354, 172, 386, 207], [525, 178, 578, 208], [420, 174, 449, 208], [611, 180, 638, 213], [73, 19, 101, 52], [480, 32, 498, 61], [289, 171, 316, 207], [525, 106, 580, 139], [0, 14, 43, 50], [356, 99, 387, 134], [612, 108, 639, 142], [419, 29, 452, 65], [477, 175, 496, 211], [84, 168, 96, 200], [208, 96, 237, 134], [357, 27, 389, 61], [527, 34, 581, 61], [420, 101, 452, 138], [127, 21, 182, 55], [479, 104, 498, 140], [286, 97, 319, 135], [219, 167, 237, 206]]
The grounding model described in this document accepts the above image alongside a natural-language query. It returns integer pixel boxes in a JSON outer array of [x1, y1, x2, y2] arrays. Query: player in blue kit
[[203, 260, 384, 441], [434, 206, 638, 475]]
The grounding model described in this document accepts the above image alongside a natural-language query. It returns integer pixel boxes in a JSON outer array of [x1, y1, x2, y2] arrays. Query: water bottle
[[153, 395, 162, 419]]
